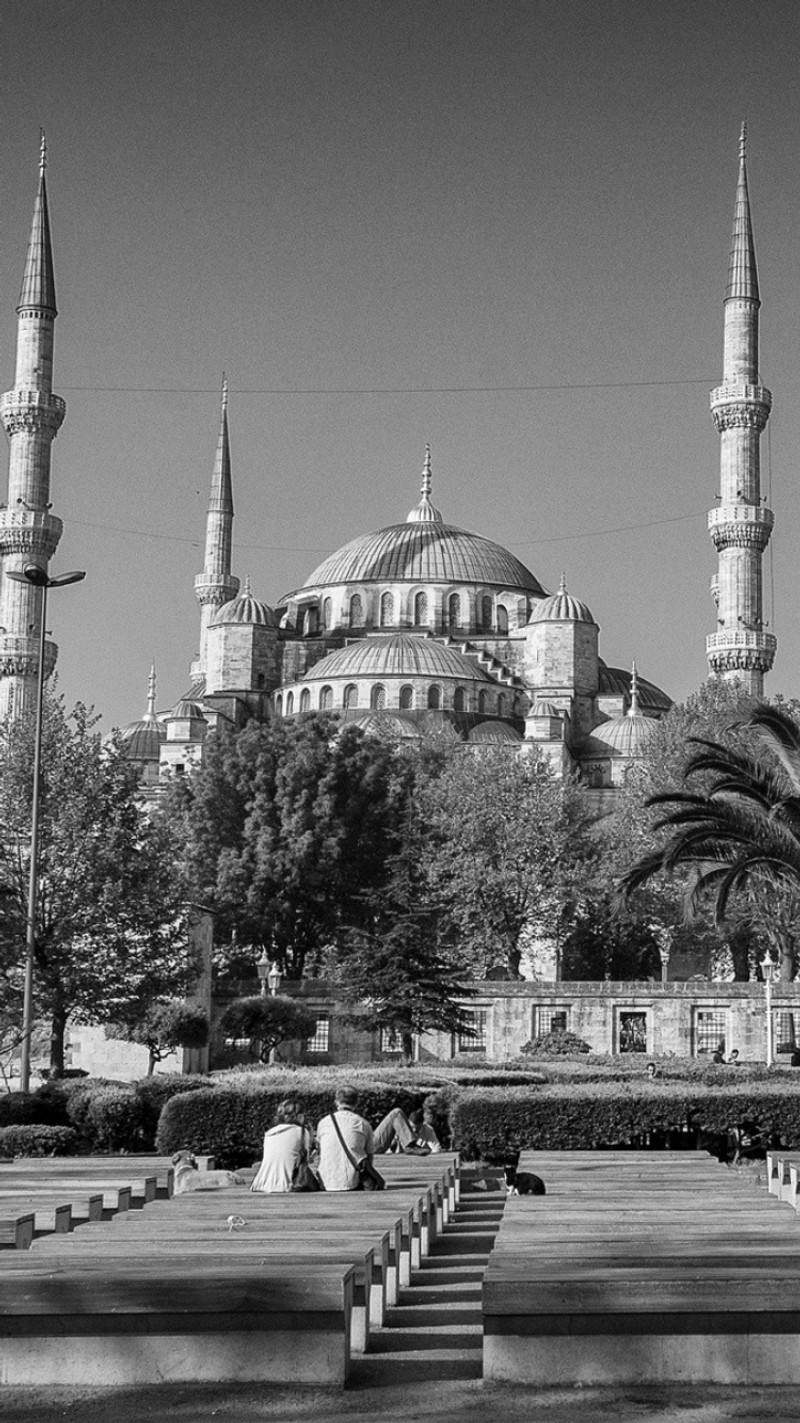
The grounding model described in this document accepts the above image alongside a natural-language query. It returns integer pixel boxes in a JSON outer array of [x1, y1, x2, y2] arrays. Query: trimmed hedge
[[133, 1075, 212, 1147], [156, 1080, 435, 1167], [449, 1082, 800, 1159], [0, 1125, 78, 1156]]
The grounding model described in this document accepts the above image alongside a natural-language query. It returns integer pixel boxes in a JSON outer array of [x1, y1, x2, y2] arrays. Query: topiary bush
[[0, 1124, 78, 1156], [134, 1075, 212, 1150], [449, 1081, 800, 1160], [521, 1029, 592, 1057], [156, 1077, 434, 1167]]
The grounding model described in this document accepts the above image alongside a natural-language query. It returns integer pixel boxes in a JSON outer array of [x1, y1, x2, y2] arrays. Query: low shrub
[[449, 1082, 800, 1160], [156, 1079, 435, 1167], [0, 1083, 72, 1128], [521, 1029, 592, 1057], [0, 1124, 78, 1156], [65, 1083, 145, 1152], [134, 1075, 212, 1150]]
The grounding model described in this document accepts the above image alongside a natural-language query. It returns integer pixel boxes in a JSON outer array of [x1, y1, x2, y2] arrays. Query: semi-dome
[[598, 661, 671, 712], [213, 575, 278, 628], [468, 721, 523, 745], [345, 711, 422, 740], [168, 699, 206, 721], [301, 633, 495, 684], [527, 575, 594, 625]]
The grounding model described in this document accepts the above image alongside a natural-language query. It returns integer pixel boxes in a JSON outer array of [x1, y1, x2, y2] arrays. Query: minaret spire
[[145, 664, 157, 721], [629, 662, 639, 717], [707, 126, 775, 696], [193, 376, 239, 681], [0, 140, 66, 718]]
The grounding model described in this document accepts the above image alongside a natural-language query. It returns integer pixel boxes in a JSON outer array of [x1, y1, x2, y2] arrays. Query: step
[[384, 1302, 482, 1329], [401, 1282, 482, 1304], [415, 1265, 485, 1285], [367, 1324, 483, 1352], [349, 1349, 482, 1384]]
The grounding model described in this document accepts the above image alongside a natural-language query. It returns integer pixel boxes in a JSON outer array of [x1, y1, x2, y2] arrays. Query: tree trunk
[[49, 1003, 67, 1077], [401, 1030, 414, 1063], [727, 925, 752, 982]]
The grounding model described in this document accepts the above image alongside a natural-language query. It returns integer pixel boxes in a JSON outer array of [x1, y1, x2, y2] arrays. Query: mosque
[[0, 130, 775, 800]]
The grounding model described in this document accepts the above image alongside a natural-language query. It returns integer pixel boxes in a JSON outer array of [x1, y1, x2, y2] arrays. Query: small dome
[[300, 633, 495, 684], [346, 712, 422, 740], [468, 721, 522, 745], [527, 575, 594, 626], [598, 660, 671, 712], [118, 718, 164, 762], [585, 711, 658, 758], [168, 700, 206, 722], [530, 699, 562, 717], [213, 575, 278, 628]]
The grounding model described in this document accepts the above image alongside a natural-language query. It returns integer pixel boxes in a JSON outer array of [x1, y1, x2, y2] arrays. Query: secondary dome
[[598, 661, 671, 712], [117, 667, 164, 763], [587, 711, 657, 757], [345, 711, 422, 740], [527, 575, 594, 625], [302, 633, 495, 683], [468, 722, 523, 744], [213, 575, 278, 627]]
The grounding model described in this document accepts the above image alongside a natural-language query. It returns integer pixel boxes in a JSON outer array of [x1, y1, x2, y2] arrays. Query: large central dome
[[298, 520, 544, 596]]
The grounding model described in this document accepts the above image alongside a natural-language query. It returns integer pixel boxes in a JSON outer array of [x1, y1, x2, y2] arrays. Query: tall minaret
[[192, 377, 239, 681], [707, 124, 776, 696], [0, 136, 66, 720]]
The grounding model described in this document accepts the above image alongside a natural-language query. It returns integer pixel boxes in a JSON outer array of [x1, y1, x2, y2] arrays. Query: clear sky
[[0, 0, 798, 731]]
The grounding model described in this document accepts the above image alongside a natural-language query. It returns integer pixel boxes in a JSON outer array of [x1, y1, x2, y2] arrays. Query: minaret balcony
[[0, 389, 65, 438], [0, 633, 57, 681], [0, 508, 62, 559], [710, 383, 771, 431], [706, 629, 777, 673], [707, 503, 774, 551]]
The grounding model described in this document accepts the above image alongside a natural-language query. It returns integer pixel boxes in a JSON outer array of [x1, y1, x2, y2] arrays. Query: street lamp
[[255, 948, 271, 999], [5, 562, 85, 1092], [761, 951, 777, 1068], [267, 961, 282, 997]]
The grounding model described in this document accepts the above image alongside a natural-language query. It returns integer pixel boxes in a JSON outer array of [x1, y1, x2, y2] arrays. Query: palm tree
[[618, 704, 800, 981]]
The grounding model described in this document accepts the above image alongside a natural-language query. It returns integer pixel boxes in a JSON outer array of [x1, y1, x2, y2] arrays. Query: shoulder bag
[[331, 1111, 385, 1192]]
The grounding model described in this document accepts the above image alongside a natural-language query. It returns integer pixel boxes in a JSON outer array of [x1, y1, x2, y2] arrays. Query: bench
[[0, 1213, 34, 1250], [483, 1149, 800, 1385]]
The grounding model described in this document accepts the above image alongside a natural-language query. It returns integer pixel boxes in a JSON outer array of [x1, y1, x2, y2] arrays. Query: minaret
[[192, 376, 239, 681], [0, 135, 66, 719], [707, 124, 776, 696]]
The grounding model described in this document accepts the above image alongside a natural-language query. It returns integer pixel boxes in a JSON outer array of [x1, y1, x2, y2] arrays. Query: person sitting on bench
[[317, 1087, 430, 1191]]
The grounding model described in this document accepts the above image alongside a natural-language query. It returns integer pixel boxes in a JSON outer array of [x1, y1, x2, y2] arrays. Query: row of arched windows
[[276, 685, 508, 716], [301, 591, 515, 634]]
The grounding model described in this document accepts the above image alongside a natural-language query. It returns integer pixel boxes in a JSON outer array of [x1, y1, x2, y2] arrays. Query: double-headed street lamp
[[6, 562, 85, 1092]]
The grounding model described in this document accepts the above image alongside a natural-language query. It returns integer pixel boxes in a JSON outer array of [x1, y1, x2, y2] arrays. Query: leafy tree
[[619, 703, 800, 981], [163, 715, 413, 979], [106, 1000, 209, 1076], [0, 697, 194, 1073], [333, 805, 475, 1061], [420, 747, 595, 979], [219, 994, 318, 1063]]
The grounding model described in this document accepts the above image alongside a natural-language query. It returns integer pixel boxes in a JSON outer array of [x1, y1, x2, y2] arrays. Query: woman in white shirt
[[251, 1098, 314, 1193]]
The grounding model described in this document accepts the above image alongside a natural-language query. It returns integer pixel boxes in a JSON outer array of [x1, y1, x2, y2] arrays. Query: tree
[[106, 1000, 209, 1076], [0, 697, 195, 1074], [219, 995, 318, 1063], [333, 805, 475, 1061], [420, 747, 595, 979], [163, 715, 413, 979], [619, 703, 800, 981]]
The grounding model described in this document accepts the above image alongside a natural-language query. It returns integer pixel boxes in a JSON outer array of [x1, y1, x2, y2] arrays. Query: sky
[[0, 0, 799, 731]]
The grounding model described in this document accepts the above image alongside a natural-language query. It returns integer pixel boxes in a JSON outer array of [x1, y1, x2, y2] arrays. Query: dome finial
[[39, 129, 47, 175], [146, 664, 157, 720], [407, 444, 444, 523], [243, 573, 251, 597], [629, 661, 640, 716], [558, 571, 567, 594]]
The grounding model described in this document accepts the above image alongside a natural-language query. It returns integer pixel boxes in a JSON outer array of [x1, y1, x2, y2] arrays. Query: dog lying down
[[172, 1150, 245, 1194], [504, 1164, 546, 1197]]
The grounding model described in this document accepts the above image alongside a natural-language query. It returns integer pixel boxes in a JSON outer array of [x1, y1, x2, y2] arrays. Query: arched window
[[497, 604, 508, 634], [380, 591, 394, 627], [478, 690, 487, 714], [320, 685, 333, 710], [427, 684, 441, 710], [299, 689, 310, 713], [296, 609, 306, 636], [454, 687, 465, 712], [344, 683, 358, 709], [414, 591, 428, 625], [322, 597, 332, 630], [497, 693, 506, 717], [371, 684, 386, 710], [481, 595, 492, 629], [286, 691, 294, 715], [306, 606, 318, 635], [275, 693, 283, 715], [349, 594, 365, 628], [448, 593, 460, 630], [399, 684, 414, 710]]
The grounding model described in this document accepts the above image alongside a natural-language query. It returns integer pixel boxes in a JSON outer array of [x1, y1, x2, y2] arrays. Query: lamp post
[[6, 563, 85, 1092], [256, 948, 270, 998], [267, 960, 282, 997], [761, 951, 776, 1068]]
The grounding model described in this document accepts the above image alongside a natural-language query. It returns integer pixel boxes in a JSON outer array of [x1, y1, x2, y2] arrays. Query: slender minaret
[[0, 136, 66, 719], [192, 376, 239, 681], [707, 124, 776, 696]]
